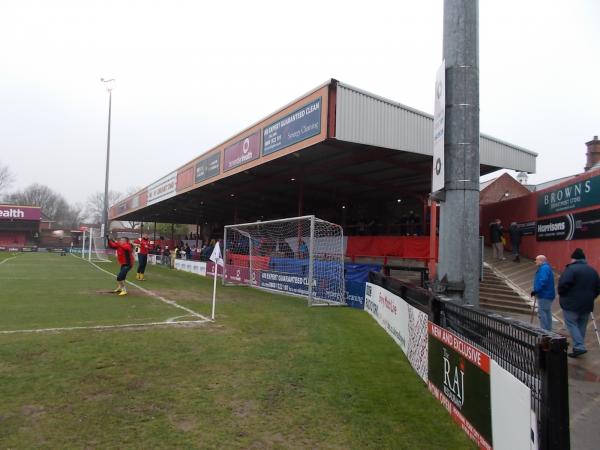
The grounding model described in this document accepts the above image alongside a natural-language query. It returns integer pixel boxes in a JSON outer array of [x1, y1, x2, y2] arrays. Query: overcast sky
[[1, 0, 598, 206]]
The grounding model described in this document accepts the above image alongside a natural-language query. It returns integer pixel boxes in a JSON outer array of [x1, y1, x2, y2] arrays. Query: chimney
[[585, 135, 600, 171]]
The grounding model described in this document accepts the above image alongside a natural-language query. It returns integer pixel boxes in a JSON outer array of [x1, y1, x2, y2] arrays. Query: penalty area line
[[72, 254, 212, 322], [0, 319, 210, 335]]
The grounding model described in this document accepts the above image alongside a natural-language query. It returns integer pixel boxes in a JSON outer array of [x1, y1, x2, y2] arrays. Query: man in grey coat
[[558, 248, 600, 358]]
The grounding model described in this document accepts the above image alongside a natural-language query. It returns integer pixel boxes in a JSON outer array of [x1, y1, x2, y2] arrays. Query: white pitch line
[[0, 319, 209, 335], [0, 256, 18, 266], [72, 254, 212, 322]]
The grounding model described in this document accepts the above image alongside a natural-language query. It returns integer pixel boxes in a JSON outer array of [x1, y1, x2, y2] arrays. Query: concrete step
[[479, 285, 524, 297], [480, 300, 532, 315], [479, 296, 530, 309], [480, 293, 527, 305]]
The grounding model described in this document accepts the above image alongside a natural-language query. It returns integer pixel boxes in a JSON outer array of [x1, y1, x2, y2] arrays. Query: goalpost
[[87, 227, 111, 263], [223, 215, 345, 306]]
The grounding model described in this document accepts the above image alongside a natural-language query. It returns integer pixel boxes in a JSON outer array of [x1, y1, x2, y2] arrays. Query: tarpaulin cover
[[344, 263, 381, 282], [345, 236, 431, 259], [269, 257, 343, 279]]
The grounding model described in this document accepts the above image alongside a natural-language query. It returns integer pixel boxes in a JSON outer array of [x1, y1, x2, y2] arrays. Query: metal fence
[[368, 272, 570, 450]]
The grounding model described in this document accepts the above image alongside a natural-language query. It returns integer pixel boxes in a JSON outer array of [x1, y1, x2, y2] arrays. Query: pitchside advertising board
[[536, 208, 600, 241], [538, 174, 600, 217], [195, 153, 220, 183], [224, 131, 261, 171], [263, 98, 322, 156], [147, 172, 177, 206], [428, 322, 492, 448], [364, 283, 429, 382], [0, 206, 41, 221]]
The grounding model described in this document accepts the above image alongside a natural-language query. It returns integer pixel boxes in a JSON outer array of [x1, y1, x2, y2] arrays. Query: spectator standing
[[531, 255, 555, 331], [558, 248, 600, 358], [489, 219, 505, 260], [509, 222, 522, 262]]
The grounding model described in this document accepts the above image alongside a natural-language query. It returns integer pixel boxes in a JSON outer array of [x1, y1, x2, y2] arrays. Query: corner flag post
[[209, 241, 223, 320]]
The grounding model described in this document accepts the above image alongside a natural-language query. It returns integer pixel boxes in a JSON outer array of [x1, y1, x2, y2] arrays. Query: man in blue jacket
[[558, 248, 600, 358], [531, 255, 556, 331]]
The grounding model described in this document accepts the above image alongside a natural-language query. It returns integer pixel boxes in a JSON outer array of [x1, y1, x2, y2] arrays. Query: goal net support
[[223, 215, 345, 306]]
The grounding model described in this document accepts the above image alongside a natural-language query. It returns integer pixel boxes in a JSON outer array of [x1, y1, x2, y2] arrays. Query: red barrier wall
[[345, 236, 432, 260], [481, 171, 600, 270]]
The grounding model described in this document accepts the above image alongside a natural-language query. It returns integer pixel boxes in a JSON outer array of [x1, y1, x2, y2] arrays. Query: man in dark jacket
[[509, 222, 522, 262], [489, 219, 505, 260], [558, 248, 600, 357]]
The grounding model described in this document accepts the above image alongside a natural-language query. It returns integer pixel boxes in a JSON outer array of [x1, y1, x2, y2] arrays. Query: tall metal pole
[[101, 78, 115, 242], [437, 0, 480, 305]]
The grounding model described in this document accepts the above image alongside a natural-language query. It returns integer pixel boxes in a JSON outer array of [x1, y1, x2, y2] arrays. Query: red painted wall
[[481, 170, 600, 271]]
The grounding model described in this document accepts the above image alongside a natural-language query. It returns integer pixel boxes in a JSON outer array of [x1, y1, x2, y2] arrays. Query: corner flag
[[209, 241, 224, 266], [210, 241, 223, 321]]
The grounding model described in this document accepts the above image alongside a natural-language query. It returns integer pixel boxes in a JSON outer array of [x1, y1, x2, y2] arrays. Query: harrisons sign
[[263, 97, 322, 156], [0, 206, 41, 221], [147, 172, 177, 206], [537, 174, 600, 217], [536, 208, 600, 241], [223, 131, 260, 171]]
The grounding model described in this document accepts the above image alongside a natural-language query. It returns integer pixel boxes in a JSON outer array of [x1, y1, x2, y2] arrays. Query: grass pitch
[[0, 253, 473, 449]]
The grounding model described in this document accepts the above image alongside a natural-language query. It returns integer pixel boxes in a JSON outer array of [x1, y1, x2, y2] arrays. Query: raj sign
[[428, 322, 492, 449], [432, 60, 445, 193]]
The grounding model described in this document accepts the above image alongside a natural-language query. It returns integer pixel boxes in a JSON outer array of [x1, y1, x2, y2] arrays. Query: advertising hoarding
[[0, 206, 42, 221], [536, 208, 600, 241], [147, 172, 177, 206], [364, 283, 429, 382], [428, 322, 492, 449], [224, 131, 261, 171], [195, 153, 220, 183], [263, 98, 322, 156], [537, 174, 600, 217]]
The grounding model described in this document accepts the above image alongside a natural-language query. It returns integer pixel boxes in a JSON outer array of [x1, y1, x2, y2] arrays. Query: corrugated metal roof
[[335, 82, 537, 173]]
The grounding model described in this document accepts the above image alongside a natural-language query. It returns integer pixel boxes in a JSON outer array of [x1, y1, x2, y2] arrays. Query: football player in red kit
[[134, 234, 151, 281], [106, 236, 135, 296]]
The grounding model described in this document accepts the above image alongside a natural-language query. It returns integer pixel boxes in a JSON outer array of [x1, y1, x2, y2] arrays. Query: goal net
[[88, 228, 111, 263], [223, 215, 345, 306]]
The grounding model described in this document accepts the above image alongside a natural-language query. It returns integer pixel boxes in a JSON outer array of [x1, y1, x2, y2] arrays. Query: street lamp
[[100, 77, 115, 241]]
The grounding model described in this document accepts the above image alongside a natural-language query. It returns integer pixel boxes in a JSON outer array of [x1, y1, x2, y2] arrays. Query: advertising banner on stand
[[428, 322, 492, 449], [0, 206, 42, 221], [195, 153, 221, 183], [263, 98, 322, 156], [147, 172, 177, 206], [224, 132, 261, 171]]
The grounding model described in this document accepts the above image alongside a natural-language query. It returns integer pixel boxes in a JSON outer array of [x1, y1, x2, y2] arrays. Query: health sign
[[262, 98, 321, 156]]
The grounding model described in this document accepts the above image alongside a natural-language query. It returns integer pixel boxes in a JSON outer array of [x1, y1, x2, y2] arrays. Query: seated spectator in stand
[[184, 244, 192, 259], [200, 241, 214, 261]]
